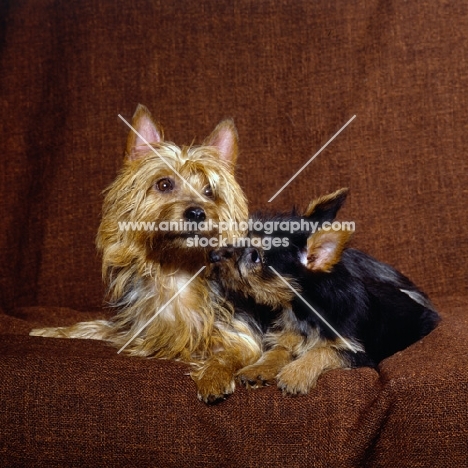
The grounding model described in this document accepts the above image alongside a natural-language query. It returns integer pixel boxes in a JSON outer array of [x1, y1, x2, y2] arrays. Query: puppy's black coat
[[252, 242, 439, 367], [210, 189, 440, 391]]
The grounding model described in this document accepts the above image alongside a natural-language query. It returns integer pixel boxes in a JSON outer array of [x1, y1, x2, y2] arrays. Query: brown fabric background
[[1, 1, 467, 466]]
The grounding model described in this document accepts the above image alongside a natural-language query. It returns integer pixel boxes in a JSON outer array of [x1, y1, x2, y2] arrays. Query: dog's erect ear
[[306, 229, 353, 273], [204, 119, 239, 166], [304, 188, 349, 222], [125, 104, 162, 160]]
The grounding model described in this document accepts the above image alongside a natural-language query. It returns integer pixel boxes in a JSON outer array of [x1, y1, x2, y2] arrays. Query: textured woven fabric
[[0, 333, 380, 467], [1, 0, 467, 466], [1, 0, 467, 311]]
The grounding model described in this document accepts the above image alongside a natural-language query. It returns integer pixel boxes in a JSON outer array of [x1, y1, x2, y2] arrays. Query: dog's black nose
[[184, 207, 206, 222]]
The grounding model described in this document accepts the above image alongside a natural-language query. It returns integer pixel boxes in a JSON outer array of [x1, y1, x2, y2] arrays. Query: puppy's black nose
[[184, 207, 206, 222], [209, 250, 221, 263], [210, 247, 234, 262]]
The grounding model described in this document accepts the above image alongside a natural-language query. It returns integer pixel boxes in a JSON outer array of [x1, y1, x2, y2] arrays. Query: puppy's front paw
[[276, 360, 319, 396], [191, 364, 236, 404], [236, 362, 279, 389]]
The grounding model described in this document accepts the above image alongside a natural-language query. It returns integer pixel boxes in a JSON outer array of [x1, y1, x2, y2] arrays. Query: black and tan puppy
[[209, 191, 440, 395]]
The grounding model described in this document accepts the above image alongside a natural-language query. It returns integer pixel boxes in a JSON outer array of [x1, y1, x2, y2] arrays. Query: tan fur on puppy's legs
[[277, 344, 348, 395], [237, 331, 302, 389], [236, 348, 292, 389]]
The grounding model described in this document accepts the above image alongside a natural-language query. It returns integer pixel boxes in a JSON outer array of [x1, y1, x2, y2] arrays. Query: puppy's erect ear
[[204, 119, 239, 166], [306, 229, 353, 273], [125, 104, 162, 160], [304, 188, 349, 222]]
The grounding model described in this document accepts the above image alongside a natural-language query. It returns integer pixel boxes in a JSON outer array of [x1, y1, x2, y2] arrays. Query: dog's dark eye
[[250, 249, 261, 264], [155, 178, 174, 192], [203, 185, 214, 198]]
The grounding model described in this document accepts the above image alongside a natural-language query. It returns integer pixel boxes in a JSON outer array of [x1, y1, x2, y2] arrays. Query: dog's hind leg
[[30, 320, 113, 341]]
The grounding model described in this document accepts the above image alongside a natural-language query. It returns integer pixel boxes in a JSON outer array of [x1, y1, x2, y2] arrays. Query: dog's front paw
[[276, 360, 320, 396], [236, 362, 279, 389], [191, 364, 236, 404]]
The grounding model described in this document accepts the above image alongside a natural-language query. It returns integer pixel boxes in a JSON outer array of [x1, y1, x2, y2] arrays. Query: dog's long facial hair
[[210, 192, 440, 395], [30, 104, 260, 403]]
